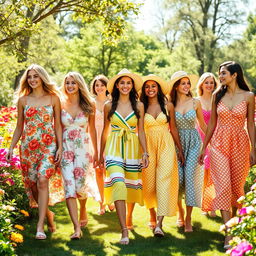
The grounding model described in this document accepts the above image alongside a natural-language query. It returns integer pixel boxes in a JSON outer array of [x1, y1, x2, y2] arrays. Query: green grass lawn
[[17, 199, 226, 256]]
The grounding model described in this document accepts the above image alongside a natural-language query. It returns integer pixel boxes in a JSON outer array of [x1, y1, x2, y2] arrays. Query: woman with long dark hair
[[199, 61, 256, 249], [140, 75, 184, 237], [99, 69, 149, 245], [170, 71, 206, 233]]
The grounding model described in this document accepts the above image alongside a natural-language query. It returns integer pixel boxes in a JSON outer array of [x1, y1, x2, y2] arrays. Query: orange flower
[[26, 108, 38, 117], [43, 114, 50, 122], [10, 232, 23, 243], [26, 126, 37, 136], [42, 134, 53, 146], [20, 210, 29, 217], [23, 148, 30, 158], [45, 168, 55, 178], [28, 139, 39, 151], [14, 224, 24, 231], [48, 155, 55, 164]]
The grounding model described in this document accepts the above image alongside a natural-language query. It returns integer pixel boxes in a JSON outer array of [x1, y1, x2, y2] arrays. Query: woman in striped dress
[[99, 69, 149, 245]]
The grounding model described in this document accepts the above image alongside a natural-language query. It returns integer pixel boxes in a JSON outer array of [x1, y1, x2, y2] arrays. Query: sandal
[[119, 228, 129, 245], [154, 226, 164, 237], [35, 231, 47, 240], [70, 231, 83, 240]]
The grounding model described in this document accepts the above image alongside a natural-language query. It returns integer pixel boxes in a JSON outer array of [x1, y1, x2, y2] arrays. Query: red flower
[[26, 108, 38, 117], [73, 167, 85, 179], [68, 130, 80, 140], [28, 139, 39, 151], [45, 168, 55, 178], [26, 125, 37, 136], [63, 151, 75, 161], [42, 134, 53, 145]]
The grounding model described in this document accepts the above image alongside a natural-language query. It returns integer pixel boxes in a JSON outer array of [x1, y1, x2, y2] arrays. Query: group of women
[[6, 61, 255, 249]]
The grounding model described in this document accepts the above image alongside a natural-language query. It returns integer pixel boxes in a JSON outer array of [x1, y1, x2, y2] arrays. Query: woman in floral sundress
[[61, 72, 100, 239], [6, 64, 64, 240]]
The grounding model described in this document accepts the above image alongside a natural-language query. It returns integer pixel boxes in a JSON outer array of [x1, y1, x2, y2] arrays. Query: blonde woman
[[6, 64, 64, 240], [197, 73, 218, 217], [60, 72, 100, 239], [91, 75, 114, 215]]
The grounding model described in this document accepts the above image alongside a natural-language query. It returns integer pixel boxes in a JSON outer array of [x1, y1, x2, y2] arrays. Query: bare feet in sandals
[[119, 228, 129, 245]]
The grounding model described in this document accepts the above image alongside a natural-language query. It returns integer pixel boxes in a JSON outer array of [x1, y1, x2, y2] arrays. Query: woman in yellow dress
[[140, 75, 184, 236], [99, 69, 149, 245]]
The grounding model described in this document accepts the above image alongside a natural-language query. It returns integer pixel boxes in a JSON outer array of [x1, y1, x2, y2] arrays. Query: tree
[[162, 0, 246, 74]]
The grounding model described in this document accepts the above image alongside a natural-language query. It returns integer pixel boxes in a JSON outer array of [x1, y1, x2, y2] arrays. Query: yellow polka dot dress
[[104, 111, 143, 205], [143, 112, 179, 216]]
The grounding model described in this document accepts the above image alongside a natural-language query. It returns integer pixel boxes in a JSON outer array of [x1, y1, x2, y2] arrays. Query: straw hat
[[107, 69, 143, 93], [169, 71, 199, 90], [142, 74, 170, 95]]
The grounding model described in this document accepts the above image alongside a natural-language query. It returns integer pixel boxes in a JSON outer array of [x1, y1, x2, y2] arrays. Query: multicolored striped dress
[[104, 111, 143, 205]]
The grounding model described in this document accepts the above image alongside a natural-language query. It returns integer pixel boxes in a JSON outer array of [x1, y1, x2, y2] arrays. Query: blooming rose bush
[[220, 166, 256, 256]]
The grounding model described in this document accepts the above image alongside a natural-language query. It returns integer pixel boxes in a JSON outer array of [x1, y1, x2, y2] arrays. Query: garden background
[[0, 0, 256, 255]]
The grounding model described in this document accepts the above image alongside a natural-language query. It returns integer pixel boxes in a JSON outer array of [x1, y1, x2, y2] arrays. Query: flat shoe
[[154, 227, 164, 237], [119, 236, 129, 245], [35, 231, 46, 240], [70, 231, 83, 240]]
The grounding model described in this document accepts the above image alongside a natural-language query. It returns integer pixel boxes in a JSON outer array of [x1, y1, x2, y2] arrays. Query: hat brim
[[169, 74, 199, 91], [142, 75, 170, 95], [107, 73, 143, 93]]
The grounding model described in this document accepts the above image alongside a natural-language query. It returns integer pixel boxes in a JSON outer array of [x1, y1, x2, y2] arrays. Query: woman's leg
[[66, 198, 81, 238], [115, 200, 129, 245], [148, 208, 156, 229], [177, 199, 185, 227], [95, 167, 105, 214], [185, 205, 193, 232], [221, 209, 232, 247], [78, 198, 88, 227], [126, 202, 135, 230]]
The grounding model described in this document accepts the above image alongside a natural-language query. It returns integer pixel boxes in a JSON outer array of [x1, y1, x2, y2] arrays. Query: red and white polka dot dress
[[210, 100, 250, 211]]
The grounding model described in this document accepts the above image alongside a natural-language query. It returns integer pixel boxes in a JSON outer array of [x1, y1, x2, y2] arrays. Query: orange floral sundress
[[20, 105, 64, 207]]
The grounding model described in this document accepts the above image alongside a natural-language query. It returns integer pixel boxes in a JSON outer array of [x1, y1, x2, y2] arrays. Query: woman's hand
[[250, 149, 256, 167], [99, 155, 105, 170], [6, 148, 13, 162], [198, 149, 206, 165], [55, 147, 63, 165], [178, 151, 185, 166], [92, 152, 98, 168], [141, 153, 149, 169]]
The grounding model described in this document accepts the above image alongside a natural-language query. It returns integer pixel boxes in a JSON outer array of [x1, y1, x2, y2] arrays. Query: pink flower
[[238, 207, 247, 216], [238, 206, 255, 216], [73, 167, 85, 179], [68, 130, 80, 140], [5, 178, 15, 186], [230, 241, 253, 256], [63, 151, 75, 161]]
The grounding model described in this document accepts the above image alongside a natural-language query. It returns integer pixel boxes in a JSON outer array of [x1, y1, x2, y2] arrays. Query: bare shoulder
[[104, 101, 112, 111], [52, 94, 61, 105], [18, 96, 26, 107], [244, 91, 254, 102], [166, 101, 174, 111], [193, 97, 201, 108], [136, 101, 144, 111]]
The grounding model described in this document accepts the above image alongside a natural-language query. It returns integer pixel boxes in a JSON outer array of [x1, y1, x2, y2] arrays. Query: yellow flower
[[14, 224, 24, 231], [10, 232, 23, 243], [20, 210, 29, 217], [0, 188, 5, 196]]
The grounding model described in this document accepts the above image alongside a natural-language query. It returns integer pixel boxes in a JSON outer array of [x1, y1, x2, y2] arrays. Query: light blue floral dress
[[175, 106, 204, 207]]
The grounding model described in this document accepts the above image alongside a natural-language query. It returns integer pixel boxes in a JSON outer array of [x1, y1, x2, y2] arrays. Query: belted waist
[[111, 127, 135, 142]]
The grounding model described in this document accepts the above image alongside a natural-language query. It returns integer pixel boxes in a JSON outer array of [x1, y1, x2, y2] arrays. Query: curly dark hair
[[108, 76, 140, 120], [140, 81, 170, 122], [170, 79, 193, 107], [215, 61, 250, 105]]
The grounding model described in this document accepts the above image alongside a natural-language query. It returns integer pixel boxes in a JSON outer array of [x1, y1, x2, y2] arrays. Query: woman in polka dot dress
[[196, 73, 218, 217], [199, 61, 256, 249], [140, 75, 184, 237], [170, 71, 206, 233]]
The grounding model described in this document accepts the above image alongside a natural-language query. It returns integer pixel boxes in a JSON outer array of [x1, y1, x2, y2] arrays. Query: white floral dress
[[61, 109, 100, 201]]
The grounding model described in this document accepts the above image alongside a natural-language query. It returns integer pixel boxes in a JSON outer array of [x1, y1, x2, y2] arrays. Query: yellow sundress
[[104, 111, 143, 205]]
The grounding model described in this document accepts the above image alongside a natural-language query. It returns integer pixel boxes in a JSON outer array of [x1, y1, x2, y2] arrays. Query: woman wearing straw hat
[[196, 73, 218, 218], [99, 69, 149, 245], [140, 74, 184, 237], [199, 61, 255, 249], [169, 71, 206, 232]]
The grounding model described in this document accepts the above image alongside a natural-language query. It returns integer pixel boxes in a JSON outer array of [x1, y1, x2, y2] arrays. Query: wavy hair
[[108, 76, 140, 120], [140, 81, 170, 122], [215, 61, 250, 105], [61, 72, 93, 115], [15, 64, 59, 100], [90, 74, 109, 96], [197, 72, 218, 96], [170, 79, 193, 107]]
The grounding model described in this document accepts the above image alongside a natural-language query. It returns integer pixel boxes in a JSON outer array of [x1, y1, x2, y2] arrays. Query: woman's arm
[[6, 97, 25, 161], [53, 95, 63, 164], [168, 102, 185, 165], [195, 99, 207, 134], [88, 102, 98, 168], [99, 102, 111, 169], [246, 92, 256, 166], [198, 94, 218, 164], [137, 102, 149, 169]]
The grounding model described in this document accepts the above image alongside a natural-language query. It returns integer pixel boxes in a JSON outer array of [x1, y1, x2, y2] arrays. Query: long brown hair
[[90, 74, 109, 96], [61, 72, 93, 115]]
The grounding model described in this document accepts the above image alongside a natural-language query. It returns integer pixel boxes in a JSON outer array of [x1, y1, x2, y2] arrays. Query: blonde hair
[[197, 72, 218, 96], [61, 72, 93, 115], [16, 64, 59, 99], [90, 74, 109, 96]]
